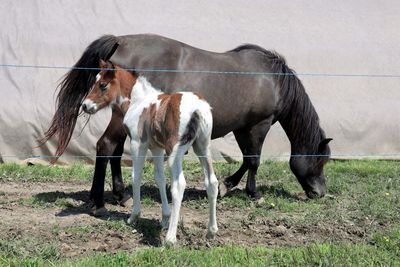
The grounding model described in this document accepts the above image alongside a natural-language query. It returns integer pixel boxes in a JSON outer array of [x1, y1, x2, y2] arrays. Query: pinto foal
[[82, 60, 218, 245]]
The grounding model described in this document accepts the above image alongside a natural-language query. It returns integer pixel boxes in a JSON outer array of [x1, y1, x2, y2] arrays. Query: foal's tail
[[180, 100, 213, 146], [39, 35, 119, 160]]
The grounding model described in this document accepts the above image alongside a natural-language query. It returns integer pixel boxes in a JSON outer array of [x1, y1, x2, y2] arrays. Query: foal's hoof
[[206, 231, 216, 240], [127, 214, 140, 225], [163, 238, 177, 248], [161, 214, 170, 229], [90, 206, 108, 217]]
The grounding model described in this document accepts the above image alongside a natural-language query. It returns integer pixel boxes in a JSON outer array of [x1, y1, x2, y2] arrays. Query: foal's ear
[[318, 138, 333, 152]]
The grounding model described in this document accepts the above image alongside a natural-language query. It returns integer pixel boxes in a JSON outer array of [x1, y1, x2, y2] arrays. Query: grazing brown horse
[[83, 60, 218, 244], [42, 34, 332, 214]]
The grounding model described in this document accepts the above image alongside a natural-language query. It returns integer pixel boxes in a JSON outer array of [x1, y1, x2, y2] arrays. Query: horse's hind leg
[[222, 118, 272, 199], [219, 154, 249, 196], [90, 109, 126, 215], [193, 140, 218, 240]]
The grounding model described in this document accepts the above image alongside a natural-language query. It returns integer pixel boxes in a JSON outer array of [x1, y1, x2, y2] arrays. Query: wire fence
[[2, 63, 400, 78]]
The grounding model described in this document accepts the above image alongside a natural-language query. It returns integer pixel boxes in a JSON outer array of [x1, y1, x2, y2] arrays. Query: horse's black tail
[[39, 35, 119, 161]]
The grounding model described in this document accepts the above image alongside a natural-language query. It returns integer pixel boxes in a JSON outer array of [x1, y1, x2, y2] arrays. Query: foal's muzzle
[[81, 100, 97, 114]]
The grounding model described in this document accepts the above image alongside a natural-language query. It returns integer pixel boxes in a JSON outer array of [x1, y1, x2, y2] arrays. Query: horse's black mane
[[40, 35, 119, 159], [231, 44, 327, 156]]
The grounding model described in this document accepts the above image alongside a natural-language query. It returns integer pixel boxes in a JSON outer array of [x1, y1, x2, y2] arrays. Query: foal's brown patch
[[137, 93, 183, 155]]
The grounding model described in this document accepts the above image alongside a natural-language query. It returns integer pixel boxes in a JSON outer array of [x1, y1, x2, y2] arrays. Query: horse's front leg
[[90, 109, 126, 216], [127, 140, 147, 225], [110, 138, 130, 206], [151, 148, 171, 229]]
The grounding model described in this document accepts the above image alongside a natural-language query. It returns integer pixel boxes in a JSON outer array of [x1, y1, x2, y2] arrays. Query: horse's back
[[112, 34, 281, 138]]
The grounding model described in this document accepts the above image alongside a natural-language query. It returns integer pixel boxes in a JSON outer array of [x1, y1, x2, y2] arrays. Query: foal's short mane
[[231, 45, 327, 154]]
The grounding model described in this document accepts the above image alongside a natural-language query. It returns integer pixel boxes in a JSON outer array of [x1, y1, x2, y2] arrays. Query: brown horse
[[42, 34, 332, 214]]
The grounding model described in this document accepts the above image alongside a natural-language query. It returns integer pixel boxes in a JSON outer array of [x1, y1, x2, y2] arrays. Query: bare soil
[[0, 181, 369, 258]]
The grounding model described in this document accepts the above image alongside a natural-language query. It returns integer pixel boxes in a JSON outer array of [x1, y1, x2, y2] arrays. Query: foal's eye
[[99, 83, 108, 91]]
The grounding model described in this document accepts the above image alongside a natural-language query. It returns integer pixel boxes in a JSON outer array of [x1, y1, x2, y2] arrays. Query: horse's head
[[82, 60, 135, 114], [289, 138, 332, 199]]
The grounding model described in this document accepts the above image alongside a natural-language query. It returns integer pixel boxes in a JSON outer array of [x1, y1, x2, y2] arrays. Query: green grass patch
[[0, 237, 61, 264], [1, 242, 399, 267], [0, 163, 94, 182], [0, 160, 399, 266], [20, 193, 77, 209]]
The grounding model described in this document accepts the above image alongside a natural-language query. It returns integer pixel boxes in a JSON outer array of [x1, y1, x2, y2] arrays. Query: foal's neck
[[130, 76, 161, 104]]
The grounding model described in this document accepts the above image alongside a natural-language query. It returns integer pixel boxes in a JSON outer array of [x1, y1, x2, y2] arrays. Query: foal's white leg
[[165, 145, 188, 245], [127, 140, 147, 225], [151, 148, 171, 229], [193, 140, 218, 239]]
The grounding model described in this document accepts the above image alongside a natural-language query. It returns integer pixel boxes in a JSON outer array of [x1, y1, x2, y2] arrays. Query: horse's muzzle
[[306, 187, 326, 199]]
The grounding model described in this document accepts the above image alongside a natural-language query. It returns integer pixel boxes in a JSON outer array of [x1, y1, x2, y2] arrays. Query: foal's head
[[82, 60, 136, 114]]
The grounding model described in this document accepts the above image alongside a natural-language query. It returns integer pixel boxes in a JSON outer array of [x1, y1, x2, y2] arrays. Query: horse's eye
[[99, 83, 108, 91]]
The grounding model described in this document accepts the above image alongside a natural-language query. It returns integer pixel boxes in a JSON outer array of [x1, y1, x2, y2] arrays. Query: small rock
[[61, 243, 71, 252], [274, 225, 287, 235], [94, 244, 107, 252], [295, 192, 308, 201], [256, 197, 265, 206]]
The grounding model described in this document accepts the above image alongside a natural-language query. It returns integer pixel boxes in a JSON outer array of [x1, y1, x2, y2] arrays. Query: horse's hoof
[[161, 214, 170, 229], [90, 206, 108, 217], [247, 190, 262, 200], [127, 214, 140, 225], [218, 181, 230, 197], [119, 196, 133, 208]]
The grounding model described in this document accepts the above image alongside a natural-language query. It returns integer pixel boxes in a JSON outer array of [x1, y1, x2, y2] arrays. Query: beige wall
[[1, 0, 399, 162]]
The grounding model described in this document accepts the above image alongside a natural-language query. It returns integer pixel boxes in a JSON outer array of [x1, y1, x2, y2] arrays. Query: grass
[[1, 243, 399, 267], [0, 160, 399, 266], [0, 162, 94, 183]]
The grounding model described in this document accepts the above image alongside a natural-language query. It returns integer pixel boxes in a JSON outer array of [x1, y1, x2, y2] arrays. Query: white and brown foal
[[82, 60, 218, 245]]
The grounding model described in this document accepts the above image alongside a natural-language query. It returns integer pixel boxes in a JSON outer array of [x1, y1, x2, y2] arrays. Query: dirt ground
[[0, 181, 369, 257]]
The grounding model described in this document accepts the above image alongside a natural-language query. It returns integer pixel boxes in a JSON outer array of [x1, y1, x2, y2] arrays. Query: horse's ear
[[318, 138, 333, 152], [99, 59, 107, 69]]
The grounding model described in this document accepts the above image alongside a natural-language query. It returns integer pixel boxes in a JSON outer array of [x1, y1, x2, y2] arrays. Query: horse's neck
[[130, 77, 160, 104], [278, 89, 323, 155], [280, 117, 323, 156]]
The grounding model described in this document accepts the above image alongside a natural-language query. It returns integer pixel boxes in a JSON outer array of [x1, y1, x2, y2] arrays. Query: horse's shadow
[[33, 183, 298, 246], [257, 184, 298, 200], [33, 185, 207, 246]]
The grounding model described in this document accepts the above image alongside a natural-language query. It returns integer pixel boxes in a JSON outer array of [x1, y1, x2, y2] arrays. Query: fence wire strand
[[1, 62, 400, 161], [1, 63, 400, 78]]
